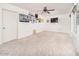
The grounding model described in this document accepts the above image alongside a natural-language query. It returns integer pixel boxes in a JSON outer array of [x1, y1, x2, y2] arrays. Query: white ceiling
[[11, 3, 73, 15]]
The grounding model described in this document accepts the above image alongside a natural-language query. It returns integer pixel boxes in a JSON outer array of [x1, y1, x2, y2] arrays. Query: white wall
[[48, 14, 70, 33], [42, 14, 71, 33], [0, 3, 71, 43]]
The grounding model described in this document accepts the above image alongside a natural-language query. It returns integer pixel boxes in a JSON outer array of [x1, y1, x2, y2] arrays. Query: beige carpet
[[0, 31, 76, 56]]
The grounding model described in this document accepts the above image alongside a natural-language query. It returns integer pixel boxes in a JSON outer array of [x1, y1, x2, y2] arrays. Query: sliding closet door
[[2, 9, 18, 43]]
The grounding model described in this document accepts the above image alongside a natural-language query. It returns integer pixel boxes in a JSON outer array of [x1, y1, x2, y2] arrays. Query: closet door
[[2, 9, 18, 43], [0, 9, 2, 44]]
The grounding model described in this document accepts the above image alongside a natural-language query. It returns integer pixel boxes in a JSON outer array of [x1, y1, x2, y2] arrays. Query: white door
[[2, 9, 18, 43], [0, 9, 2, 44]]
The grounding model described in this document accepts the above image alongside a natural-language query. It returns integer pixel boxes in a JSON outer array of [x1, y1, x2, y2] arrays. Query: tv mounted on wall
[[50, 17, 58, 23]]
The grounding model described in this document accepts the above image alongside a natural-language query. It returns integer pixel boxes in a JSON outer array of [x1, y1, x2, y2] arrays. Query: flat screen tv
[[50, 17, 58, 23]]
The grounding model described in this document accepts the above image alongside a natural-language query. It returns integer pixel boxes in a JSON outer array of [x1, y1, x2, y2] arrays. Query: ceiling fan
[[41, 6, 55, 14]]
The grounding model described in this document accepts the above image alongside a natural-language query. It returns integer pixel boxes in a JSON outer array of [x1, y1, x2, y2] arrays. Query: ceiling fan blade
[[47, 9, 55, 11]]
